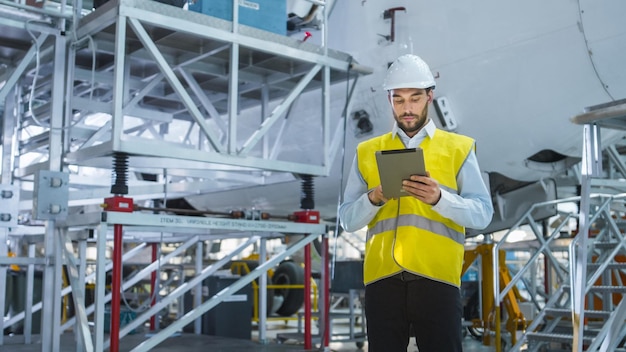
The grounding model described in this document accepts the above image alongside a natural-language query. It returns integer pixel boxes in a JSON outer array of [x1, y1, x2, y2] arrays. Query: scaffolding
[[0, 0, 371, 350]]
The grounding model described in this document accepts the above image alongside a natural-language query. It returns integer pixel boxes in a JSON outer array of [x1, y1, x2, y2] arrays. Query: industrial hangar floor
[[3, 321, 496, 352], [2, 334, 495, 352]]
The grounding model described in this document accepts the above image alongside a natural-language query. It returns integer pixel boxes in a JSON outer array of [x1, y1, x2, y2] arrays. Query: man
[[338, 54, 493, 352]]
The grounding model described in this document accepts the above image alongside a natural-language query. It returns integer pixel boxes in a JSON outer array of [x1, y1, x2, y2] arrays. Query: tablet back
[[375, 148, 426, 198]]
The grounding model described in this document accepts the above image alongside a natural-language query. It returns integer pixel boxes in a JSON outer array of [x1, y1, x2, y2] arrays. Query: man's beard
[[395, 104, 428, 135]]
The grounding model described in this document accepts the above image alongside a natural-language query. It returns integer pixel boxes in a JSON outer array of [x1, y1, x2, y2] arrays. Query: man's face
[[389, 88, 432, 137]]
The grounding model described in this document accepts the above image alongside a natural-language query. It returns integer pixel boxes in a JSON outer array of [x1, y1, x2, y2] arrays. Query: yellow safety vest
[[357, 129, 475, 287]]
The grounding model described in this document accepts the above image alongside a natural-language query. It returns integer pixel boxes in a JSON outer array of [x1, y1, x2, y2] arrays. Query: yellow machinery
[[462, 243, 528, 348], [230, 254, 318, 322]]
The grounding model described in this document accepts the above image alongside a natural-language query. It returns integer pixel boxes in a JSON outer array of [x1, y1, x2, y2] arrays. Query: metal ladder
[[516, 195, 626, 351], [506, 100, 626, 351]]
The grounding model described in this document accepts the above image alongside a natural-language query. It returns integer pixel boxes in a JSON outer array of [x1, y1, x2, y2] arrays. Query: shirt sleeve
[[431, 150, 494, 229], [338, 155, 382, 232], [339, 147, 494, 232]]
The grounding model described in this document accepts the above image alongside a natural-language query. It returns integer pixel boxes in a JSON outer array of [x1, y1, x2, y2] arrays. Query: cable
[[121, 176, 165, 317], [576, 0, 614, 101], [24, 20, 97, 132], [24, 19, 46, 129], [118, 237, 162, 315], [321, 56, 354, 351], [332, 56, 354, 280], [60, 34, 97, 131], [70, 34, 97, 103]]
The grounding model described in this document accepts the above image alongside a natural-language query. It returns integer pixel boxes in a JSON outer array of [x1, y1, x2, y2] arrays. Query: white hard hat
[[382, 54, 436, 91]]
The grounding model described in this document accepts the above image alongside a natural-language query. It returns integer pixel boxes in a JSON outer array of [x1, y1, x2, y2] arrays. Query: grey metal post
[[0, 87, 17, 346], [227, 0, 239, 155], [76, 239, 88, 352], [572, 123, 601, 351], [40, 31, 68, 352], [258, 237, 267, 343], [0, 227, 7, 345], [111, 17, 127, 150], [194, 241, 203, 334], [24, 243, 35, 343], [2, 86, 17, 184], [94, 222, 108, 352]]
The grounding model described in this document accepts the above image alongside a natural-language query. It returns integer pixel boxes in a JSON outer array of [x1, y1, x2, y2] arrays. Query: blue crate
[[104, 307, 138, 334], [189, 0, 286, 36]]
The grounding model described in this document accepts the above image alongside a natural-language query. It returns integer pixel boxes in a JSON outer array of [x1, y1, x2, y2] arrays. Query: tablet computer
[[375, 148, 426, 198]]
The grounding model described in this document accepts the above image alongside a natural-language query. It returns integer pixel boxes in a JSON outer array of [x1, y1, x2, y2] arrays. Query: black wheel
[[356, 341, 365, 349], [468, 326, 484, 340], [273, 260, 304, 317], [463, 285, 482, 341]]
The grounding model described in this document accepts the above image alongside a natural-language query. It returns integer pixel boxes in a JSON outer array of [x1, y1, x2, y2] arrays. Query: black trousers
[[364, 272, 463, 352]]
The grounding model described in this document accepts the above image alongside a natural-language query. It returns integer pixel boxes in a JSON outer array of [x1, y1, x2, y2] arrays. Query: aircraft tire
[[273, 260, 305, 317]]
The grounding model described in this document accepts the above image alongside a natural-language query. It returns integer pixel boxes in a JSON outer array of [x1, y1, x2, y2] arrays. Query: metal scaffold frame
[[0, 0, 371, 351], [570, 100, 626, 352], [67, 0, 342, 173], [83, 211, 328, 352], [7, 0, 366, 184], [483, 100, 626, 352]]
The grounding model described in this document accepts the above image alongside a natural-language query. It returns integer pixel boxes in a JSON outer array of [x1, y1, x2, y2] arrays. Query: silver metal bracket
[[32, 170, 69, 220], [0, 184, 18, 228]]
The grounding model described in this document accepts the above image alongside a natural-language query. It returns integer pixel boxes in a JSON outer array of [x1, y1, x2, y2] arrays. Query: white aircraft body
[[185, 0, 626, 230], [3, 2, 626, 350], [0, 0, 624, 231]]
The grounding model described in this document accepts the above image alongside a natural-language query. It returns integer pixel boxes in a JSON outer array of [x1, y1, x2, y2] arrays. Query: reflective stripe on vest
[[367, 213, 465, 245]]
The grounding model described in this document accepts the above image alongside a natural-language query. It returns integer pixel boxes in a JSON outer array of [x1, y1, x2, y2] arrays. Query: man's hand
[[402, 171, 441, 205], [368, 185, 388, 206]]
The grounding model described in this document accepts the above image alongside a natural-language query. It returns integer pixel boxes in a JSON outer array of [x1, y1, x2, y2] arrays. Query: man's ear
[[427, 90, 434, 103]]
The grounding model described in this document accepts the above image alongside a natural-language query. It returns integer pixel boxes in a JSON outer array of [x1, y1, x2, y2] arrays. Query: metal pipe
[[78, 239, 88, 352], [25, 243, 36, 343], [150, 243, 157, 331], [0, 228, 7, 345], [322, 236, 330, 347], [347, 63, 373, 76], [258, 238, 268, 343], [304, 243, 312, 349], [110, 224, 123, 352], [492, 243, 501, 352], [194, 242, 203, 334]]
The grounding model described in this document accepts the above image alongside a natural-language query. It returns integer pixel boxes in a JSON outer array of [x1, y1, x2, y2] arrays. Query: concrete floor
[[1, 334, 496, 352], [2, 320, 496, 352]]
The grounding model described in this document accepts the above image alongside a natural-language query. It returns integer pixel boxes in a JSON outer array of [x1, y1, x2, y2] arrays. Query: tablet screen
[[375, 148, 426, 198]]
